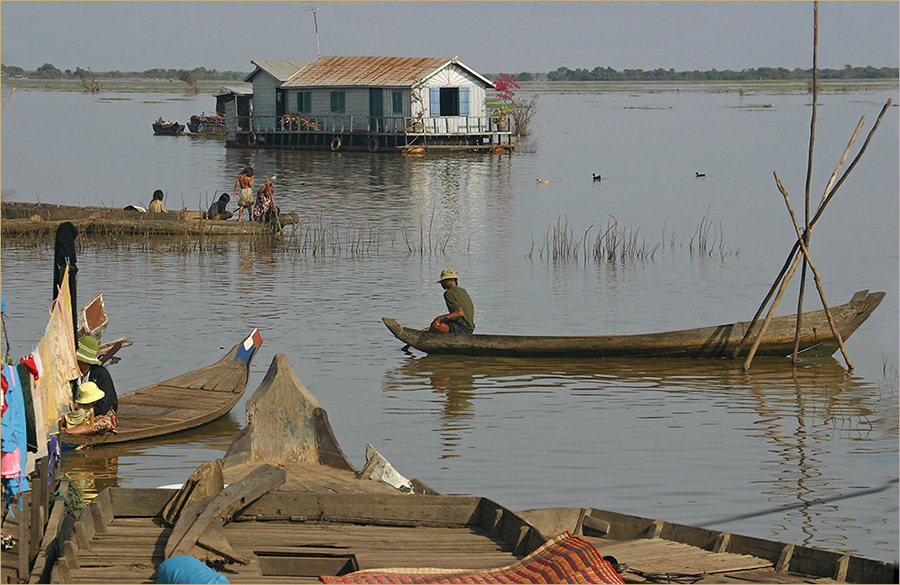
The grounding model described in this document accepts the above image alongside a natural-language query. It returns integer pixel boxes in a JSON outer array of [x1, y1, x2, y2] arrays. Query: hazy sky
[[1, 2, 897, 75]]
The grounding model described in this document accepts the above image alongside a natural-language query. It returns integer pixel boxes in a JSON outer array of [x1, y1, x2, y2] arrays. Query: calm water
[[1, 81, 898, 562]]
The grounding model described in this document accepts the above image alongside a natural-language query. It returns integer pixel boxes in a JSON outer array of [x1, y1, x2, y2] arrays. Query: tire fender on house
[[331, 136, 342, 151], [367, 137, 379, 152], [247, 132, 257, 146]]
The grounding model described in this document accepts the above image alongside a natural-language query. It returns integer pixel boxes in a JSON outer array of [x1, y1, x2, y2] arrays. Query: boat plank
[[586, 536, 771, 574]]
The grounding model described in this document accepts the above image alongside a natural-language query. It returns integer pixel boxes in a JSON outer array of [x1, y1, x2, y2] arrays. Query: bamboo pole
[[730, 107, 879, 360], [742, 244, 805, 370], [775, 173, 853, 368], [793, 2, 819, 363]]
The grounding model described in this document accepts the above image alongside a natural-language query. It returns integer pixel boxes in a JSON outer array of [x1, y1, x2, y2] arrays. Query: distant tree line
[[510, 65, 898, 82], [0, 63, 246, 81]]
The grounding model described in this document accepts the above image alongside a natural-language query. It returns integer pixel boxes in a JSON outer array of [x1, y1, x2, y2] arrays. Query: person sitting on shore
[[206, 193, 234, 220], [60, 381, 111, 435], [424, 269, 476, 334], [149, 189, 167, 213], [251, 178, 279, 223]]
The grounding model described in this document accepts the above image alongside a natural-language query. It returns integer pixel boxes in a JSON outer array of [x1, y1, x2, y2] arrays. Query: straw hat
[[437, 268, 461, 282], [76, 381, 105, 405], [75, 335, 101, 365]]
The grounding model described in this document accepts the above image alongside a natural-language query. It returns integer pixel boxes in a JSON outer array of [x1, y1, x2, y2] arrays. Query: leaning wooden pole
[[793, 2, 819, 364], [776, 173, 853, 369], [731, 101, 886, 361]]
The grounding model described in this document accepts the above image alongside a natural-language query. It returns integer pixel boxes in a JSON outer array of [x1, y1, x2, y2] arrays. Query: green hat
[[75, 335, 101, 365], [76, 381, 105, 404]]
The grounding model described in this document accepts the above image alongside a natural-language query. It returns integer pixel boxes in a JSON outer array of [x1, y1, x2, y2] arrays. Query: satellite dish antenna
[[307, 6, 320, 57]]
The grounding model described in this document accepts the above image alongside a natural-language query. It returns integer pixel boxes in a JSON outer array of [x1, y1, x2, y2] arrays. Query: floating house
[[224, 56, 513, 153]]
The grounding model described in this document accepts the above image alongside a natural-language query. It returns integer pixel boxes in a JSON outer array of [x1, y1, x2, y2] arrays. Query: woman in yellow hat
[[60, 381, 106, 435]]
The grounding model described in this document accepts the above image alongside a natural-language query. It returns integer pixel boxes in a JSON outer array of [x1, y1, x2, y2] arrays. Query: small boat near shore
[[1, 201, 299, 238], [37, 353, 897, 583], [58, 330, 262, 446], [152, 117, 185, 135], [383, 289, 884, 359]]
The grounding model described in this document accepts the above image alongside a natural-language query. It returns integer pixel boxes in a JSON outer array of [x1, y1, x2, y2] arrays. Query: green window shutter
[[330, 91, 346, 112], [392, 91, 402, 113], [297, 92, 310, 112]]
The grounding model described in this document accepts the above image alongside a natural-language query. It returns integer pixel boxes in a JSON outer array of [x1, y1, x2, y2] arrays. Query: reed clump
[[281, 215, 384, 257], [531, 213, 739, 264]]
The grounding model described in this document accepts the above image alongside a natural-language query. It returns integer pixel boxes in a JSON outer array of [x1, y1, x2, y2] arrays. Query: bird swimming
[[592, 173, 602, 182], [536, 178, 550, 184], [696, 172, 706, 178]]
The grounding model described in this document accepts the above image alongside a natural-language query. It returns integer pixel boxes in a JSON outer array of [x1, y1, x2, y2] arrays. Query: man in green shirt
[[426, 269, 475, 334]]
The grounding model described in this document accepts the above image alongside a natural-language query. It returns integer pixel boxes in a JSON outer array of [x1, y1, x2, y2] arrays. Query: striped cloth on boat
[[320, 532, 625, 584]]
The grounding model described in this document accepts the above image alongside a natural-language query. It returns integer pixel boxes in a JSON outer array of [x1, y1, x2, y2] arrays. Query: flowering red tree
[[491, 73, 520, 119]]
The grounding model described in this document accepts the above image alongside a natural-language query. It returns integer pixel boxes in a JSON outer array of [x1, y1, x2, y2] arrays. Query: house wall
[[251, 72, 282, 118]]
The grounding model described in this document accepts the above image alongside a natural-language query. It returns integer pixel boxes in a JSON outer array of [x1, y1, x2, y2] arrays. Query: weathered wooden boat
[[152, 118, 185, 135], [37, 354, 896, 584], [188, 114, 226, 135], [516, 507, 897, 584], [57, 329, 262, 446], [2, 201, 299, 238], [383, 289, 884, 359]]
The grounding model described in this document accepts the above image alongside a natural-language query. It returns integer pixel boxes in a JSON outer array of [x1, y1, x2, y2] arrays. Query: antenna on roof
[[307, 5, 320, 57]]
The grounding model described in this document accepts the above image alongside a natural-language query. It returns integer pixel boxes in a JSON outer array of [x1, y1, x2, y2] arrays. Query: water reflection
[[59, 414, 242, 502], [383, 354, 891, 529]]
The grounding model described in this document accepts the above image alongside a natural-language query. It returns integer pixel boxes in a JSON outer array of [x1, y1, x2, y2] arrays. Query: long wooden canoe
[[1, 201, 298, 238], [383, 289, 884, 358], [58, 330, 262, 446]]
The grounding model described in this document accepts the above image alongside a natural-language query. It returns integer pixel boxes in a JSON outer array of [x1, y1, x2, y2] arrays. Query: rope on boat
[[701, 477, 898, 527]]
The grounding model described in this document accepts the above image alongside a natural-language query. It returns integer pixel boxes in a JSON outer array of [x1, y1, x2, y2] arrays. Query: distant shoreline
[[2, 77, 897, 95]]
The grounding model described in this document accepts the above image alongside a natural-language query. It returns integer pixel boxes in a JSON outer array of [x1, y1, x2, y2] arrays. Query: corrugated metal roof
[[216, 84, 253, 96], [282, 56, 452, 88], [247, 60, 313, 82]]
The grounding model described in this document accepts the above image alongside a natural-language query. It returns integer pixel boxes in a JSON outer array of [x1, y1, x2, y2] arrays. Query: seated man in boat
[[71, 335, 118, 432], [206, 193, 234, 220], [149, 189, 167, 213], [425, 269, 476, 334], [60, 381, 110, 435]]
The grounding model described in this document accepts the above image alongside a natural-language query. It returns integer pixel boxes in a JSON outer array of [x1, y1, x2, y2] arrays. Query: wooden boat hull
[[1, 201, 299, 237], [517, 506, 897, 584], [58, 330, 262, 446], [152, 121, 185, 135], [42, 353, 896, 584], [383, 289, 884, 358]]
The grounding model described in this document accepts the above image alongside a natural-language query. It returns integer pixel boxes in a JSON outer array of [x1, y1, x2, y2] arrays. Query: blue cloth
[[157, 556, 229, 584], [1, 290, 5, 313], [1, 364, 30, 495]]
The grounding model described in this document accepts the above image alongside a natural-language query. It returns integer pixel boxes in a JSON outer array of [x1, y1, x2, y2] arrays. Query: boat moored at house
[[223, 56, 515, 153]]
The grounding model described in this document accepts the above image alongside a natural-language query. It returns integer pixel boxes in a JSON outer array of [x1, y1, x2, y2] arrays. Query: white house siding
[[421, 64, 489, 132]]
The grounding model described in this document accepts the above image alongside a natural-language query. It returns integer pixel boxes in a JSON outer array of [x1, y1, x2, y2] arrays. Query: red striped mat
[[320, 532, 625, 584]]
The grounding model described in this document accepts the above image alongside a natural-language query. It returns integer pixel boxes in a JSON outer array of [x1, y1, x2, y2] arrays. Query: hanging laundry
[[35, 265, 80, 444], [1, 364, 31, 496]]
